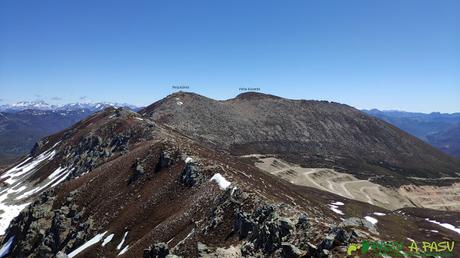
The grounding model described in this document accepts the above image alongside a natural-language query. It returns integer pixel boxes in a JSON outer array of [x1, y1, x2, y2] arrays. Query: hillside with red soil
[[1, 93, 459, 258]]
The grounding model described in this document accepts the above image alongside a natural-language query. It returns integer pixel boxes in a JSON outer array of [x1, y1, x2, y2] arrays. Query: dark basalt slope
[[141, 92, 460, 186]]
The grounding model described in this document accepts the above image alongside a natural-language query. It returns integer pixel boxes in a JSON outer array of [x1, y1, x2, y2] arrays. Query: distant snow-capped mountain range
[[0, 101, 139, 164], [0, 100, 138, 112]]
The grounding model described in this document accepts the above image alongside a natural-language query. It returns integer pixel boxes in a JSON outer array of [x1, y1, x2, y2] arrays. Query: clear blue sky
[[0, 0, 459, 112]]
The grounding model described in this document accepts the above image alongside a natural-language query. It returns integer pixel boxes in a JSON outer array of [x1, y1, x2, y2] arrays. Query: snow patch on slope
[[117, 231, 128, 250], [425, 218, 460, 234], [0, 141, 70, 235], [102, 233, 114, 247], [328, 201, 344, 215], [0, 236, 14, 257], [210, 173, 231, 190], [0, 191, 30, 235], [364, 216, 378, 225], [16, 166, 73, 200], [1, 146, 56, 185], [118, 245, 129, 256], [67, 231, 107, 257]]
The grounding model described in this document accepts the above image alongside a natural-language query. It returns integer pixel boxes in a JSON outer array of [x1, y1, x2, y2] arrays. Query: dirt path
[[248, 155, 460, 211]]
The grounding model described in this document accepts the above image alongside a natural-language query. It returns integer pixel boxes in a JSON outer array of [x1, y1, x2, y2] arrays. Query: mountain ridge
[[0, 92, 459, 257], [141, 92, 460, 187]]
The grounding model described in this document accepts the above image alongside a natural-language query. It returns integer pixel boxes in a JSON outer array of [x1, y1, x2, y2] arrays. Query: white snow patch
[[373, 212, 386, 216], [135, 117, 144, 121], [425, 218, 460, 234], [364, 216, 378, 225], [185, 157, 193, 163], [328, 205, 344, 215], [0, 141, 60, 185], [50, 171, 71, 188], [328, 201, 344, 215], [210, 173, 231, 190], [118, 245, 129, 256], [0, 202, 30, 235], [176, 101, 183, 106], [48, 166, 67, 180], [430, 229, 439, 233], [5, 157, 32, 172], [67, 231, 107, 258], [17, 167, 72, 200], [0, 236, 14, 257], [117, 231, 128, 250], [102, 233, 114, 247], [0, 185, 31, 235], [0, 153, 68, 236], [173, 229, 195, 249], [1, 150, 55, 185]]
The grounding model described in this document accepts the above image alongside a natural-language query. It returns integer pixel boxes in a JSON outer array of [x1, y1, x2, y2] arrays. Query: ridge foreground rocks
[[1, 92, 459, 257]]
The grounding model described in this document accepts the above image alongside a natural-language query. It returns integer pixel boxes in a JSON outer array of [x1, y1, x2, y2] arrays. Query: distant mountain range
[[0, 101, 139, 164], [0, 100, 138, 113], [363, 109, 460, 158]]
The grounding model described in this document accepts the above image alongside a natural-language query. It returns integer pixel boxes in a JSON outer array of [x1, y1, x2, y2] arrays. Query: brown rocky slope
[[141, 92, 460, 187], [0, 93, 459, 257]]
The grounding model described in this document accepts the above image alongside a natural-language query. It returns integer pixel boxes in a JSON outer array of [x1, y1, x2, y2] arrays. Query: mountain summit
[[142, 92, 459, 186]]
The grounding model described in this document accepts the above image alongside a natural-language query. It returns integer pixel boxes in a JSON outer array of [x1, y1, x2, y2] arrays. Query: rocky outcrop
[[180, 161, 203, 187], [3, 190, 96, 257], [56, 109, 155, 179], [339, 217, 378, 235], [143, 242, 170, 258], [280, 243, 304, 258], [235, 205, 301, 256], [128, 158, 145, 184], [30, 139, 47, 157], [313, 218, 379, 256], [155, 151, 175, 172]]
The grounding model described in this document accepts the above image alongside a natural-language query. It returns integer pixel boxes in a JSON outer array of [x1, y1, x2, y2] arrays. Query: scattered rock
[[56, 251, 69, 258], [280, 242, 305, 258], [297, 214, 308, 227], [339, 217, 378, 235], [318, 226, 355, 252], [129, 158, 145, 184], [143, 242, 170, 258]]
